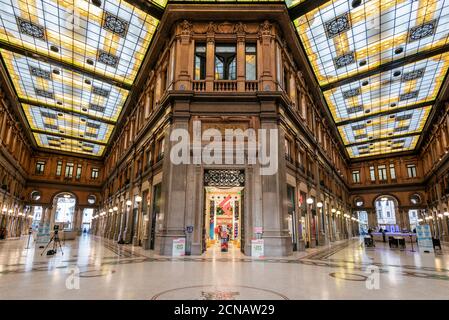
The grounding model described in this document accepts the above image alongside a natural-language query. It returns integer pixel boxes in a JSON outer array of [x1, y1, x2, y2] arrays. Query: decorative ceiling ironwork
[[293, 0, 449, 158], [204, 169, 245, 187]]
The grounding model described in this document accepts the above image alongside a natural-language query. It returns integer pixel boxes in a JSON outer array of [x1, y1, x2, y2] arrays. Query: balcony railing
[[213, 80, 237, 92], [245, 81, 258, 92], [192, 80, 206, 91]]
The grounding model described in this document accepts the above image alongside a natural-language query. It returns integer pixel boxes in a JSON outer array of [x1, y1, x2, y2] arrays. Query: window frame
[[245, 43, 257, 81], [65, 163, 74, 178], [91, 168, 99, 180]]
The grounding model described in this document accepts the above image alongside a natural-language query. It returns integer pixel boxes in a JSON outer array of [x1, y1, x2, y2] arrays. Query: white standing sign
[[416, 225, 434, 253], [173, 238, 186, 257], [251, 239, 264, 258]]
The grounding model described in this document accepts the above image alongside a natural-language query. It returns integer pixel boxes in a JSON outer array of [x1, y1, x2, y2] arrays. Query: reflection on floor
[[0, 234, 448, 299]]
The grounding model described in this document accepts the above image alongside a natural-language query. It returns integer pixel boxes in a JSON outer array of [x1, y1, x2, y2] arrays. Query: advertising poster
[[36, 222, 50, 244], [416, 224, 434, 253], [172, 238, 186, 257], [251, 239, 264, 258]]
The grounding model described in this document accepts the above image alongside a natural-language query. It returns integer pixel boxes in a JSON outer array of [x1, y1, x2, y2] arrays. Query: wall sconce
[[306, 198, 314, 205], [438, 213, 444, 219], [444, 212, 449, 217], [2, 207, 7, 213], [113, 206, 118, 211], [317, 202, 323, 208], [108, 209, 113, 213], [126, 200, 132, 206], [336, 210, 341, 215], [135, 196, 142, 203], [331, 208, 336, 213]]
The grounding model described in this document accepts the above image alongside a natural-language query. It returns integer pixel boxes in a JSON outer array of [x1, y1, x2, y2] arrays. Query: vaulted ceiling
[[291, 0, 449, 158], [0, 0, 164, 156], [0, 0, 447, 160]]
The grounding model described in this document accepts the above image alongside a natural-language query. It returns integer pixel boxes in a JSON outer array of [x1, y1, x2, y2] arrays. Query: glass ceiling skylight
[[295, 0, 449, 86], [23, 104, 114, 144], [293, 0, 449, 158], [2, 50, 128, 121], [34, 132, 105, 156], [0, 0, 161, 156], [0, 0, 159, 85]]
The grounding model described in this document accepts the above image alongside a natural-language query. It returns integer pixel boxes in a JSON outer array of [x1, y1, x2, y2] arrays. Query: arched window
[[375, 196, 398, 232], [54, 193, 76, 230]]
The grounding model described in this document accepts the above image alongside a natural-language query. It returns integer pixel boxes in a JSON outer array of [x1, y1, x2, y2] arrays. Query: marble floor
[[0, 234, 448, 300]]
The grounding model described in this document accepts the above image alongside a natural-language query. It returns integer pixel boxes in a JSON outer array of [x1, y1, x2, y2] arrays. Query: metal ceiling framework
[[1, 0, 447, 160], [0, 0, 165, 156], [291, 0, 449, 158]]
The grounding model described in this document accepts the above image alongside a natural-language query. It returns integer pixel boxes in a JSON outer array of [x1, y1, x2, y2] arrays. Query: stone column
[[259, 21, 275, 91], [205, 27, 215, 91], [118, 204, 127, 243], [175, 20, 193, 91], [259, 119, 292, 256], [76, 207, 83, 235], [132, 199, 142, 246], [402, 209, 411, 231], [236, 31, 246, 91], [367, 209, 376, 230], [442, 216, 449, 242], [154, 122, 188, 255], [124, 202, 134, 244]]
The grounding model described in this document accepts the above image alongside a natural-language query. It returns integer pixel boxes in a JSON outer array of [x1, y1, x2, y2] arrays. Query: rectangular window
[[215, 44, 236, 80], [159, 139, 165, 156], [56, 161, 62, 176], [378, 165, 387, 181], [35, 161, 45, 174], [285, 139, 291, 160], [146, 149, 152, 168], [352, 170, 360, 183], [76, 165, 82, 179], [65, 163, 74, 178], [389, 163, 396, 180], [407, 164, 417, 178], [91, 168, 99, 180], [369, 166, 376, 181], [194, 44, 206, 80], [245, 44, 257, 80]]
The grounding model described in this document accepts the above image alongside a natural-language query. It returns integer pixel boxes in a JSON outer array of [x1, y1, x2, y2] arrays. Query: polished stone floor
[[0, 234, 448, 300]]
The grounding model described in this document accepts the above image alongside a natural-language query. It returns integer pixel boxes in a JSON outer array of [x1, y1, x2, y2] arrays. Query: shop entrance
[[203, 186, 243, 252], [202, 169, 245, 254]]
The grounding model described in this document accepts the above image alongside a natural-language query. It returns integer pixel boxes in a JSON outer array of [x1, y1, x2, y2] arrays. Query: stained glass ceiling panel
[[1, 49, 128, 122], [0, 0, 159, 85], [338, 105, 431, 145], [23, 104, 114, 144], [34, 132, 105, 156], [347, 135, 419, 158], [295, 0, 449, 86], [324, 53, 449, 123]]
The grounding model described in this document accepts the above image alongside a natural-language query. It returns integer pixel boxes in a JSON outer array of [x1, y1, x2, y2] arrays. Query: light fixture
[[135, 196, 142, 203], [336, 210, 341, 215], [417, 218, 423, 222], [8, 209, 13, 214], [64, 194, 71, 198], [126, 200, 132, 206], [108, 209, 113, 213], [331, 208, 336, 213], [306, 198, 314, 205], [317, 202, 323, 208], [381, 197, 388, 201], [444, 212, 449, 217], [438, 213, 443, 219], [113, 206, 118, 211], [2, 207, 7, 212]]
